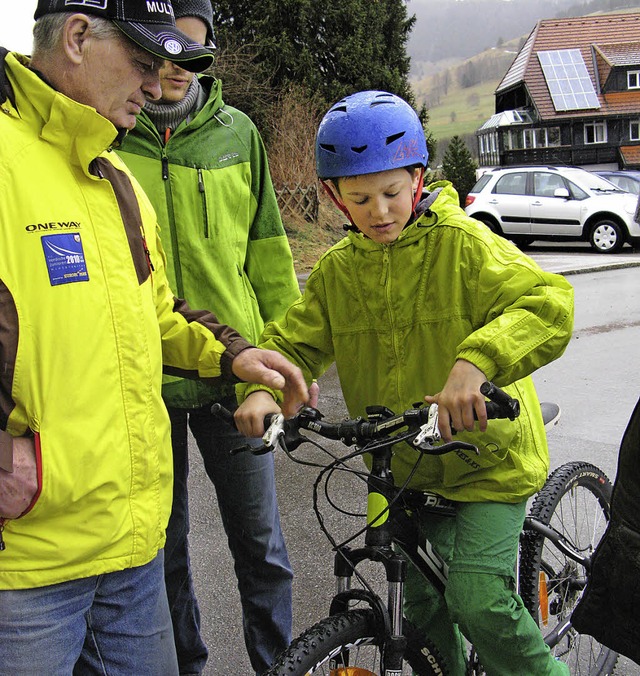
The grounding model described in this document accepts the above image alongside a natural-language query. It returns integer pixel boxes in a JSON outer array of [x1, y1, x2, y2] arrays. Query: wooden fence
[[275, 183, 318, 222]]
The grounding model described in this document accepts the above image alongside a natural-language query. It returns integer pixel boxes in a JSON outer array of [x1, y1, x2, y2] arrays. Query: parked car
[[594, 170, 640, 196], [464, 165, 640, 253]]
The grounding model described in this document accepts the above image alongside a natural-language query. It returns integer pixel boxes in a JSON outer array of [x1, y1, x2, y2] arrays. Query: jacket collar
[[0, 47, 16, 109], [3, 51, 121, 171]]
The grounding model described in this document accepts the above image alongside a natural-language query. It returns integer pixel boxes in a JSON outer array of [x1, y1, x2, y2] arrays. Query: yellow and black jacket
[[0, 50, 250, 589]]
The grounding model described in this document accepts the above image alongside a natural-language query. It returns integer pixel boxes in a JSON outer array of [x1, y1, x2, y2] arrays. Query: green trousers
[[403, 500, 569, 676]]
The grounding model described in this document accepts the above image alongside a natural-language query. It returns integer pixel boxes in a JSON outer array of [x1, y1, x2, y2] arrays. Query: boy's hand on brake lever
[[424, 360, 488, 442], [235, 391, 282, 438], [235, 380, 320, 438]]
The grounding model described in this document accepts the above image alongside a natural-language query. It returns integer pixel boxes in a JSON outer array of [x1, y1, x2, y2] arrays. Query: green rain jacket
[[118, 75, 300, 407], [247, 182, 574, 502]]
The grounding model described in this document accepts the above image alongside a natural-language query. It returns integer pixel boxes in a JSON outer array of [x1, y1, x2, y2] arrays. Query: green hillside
[[411, 40, 522, 164], [424, 80, 497, 141]]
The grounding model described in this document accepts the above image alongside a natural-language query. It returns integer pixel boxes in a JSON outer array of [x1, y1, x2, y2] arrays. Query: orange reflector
[[330, 669, 376, 675], [539, 571, 549, 627]]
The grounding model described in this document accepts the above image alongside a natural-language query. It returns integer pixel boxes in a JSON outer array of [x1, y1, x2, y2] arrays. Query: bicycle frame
[[326, 438, 596, 668]]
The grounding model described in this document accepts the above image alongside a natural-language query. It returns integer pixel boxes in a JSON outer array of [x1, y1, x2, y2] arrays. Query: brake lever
[[412, 404, 480, 455], [262, 413, 285, 450], [231, 413, 287, 456], [412, 403, 441, 445], [416, 440, 480, 455]]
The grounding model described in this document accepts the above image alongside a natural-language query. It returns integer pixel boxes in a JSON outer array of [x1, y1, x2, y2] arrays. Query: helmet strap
[[412, 167, 425, 214], [320, 179, 358, 230]]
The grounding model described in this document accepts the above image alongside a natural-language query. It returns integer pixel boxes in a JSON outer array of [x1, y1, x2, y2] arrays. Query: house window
[[509, 130, 524, 150], [546, 127, 561, 146], [478, 132, 499, 165], [628, 71, 640, 89], [630, 120, 640, 141], [584, 121, 607, 144], [523, 129, 535, 148]]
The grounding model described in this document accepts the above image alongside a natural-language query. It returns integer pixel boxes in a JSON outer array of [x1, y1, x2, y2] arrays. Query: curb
[[553, 260, 640, 276], [297, 259, 640, 287]]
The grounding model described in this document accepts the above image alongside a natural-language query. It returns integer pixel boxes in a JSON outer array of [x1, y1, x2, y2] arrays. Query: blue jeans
[[0, 551, 177, 675], [166, 401, 293, 675]]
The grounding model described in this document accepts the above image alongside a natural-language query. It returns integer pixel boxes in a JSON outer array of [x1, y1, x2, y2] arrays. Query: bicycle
[[214, 382, 616, 675]]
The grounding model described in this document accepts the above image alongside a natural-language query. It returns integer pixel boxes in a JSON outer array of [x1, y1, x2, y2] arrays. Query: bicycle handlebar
[[212, 381, 520, 458]]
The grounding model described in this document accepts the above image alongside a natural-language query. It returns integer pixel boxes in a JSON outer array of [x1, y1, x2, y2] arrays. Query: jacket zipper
[[197, 168, 210, 238], [140, 226, 155, 273], [0, 518, 5, 551], [382, 247, 401, 396], [380, 247, 390, 286], [160, 129, 184, 295]]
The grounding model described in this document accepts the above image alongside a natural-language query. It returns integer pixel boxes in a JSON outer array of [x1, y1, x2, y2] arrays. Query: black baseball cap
[[34, 0, 214, 72]]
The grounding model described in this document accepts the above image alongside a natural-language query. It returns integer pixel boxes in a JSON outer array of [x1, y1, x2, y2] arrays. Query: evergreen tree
[[442, 136, 478, 207], [211, 0, 415, 105], [417, 103, 437, 168]]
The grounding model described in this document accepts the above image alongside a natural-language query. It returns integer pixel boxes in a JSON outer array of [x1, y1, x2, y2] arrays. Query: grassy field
[[424, 80, 498, 142]]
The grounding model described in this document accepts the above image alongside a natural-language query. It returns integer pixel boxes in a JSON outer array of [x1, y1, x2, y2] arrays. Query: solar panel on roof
[[538, 49, 601, 111]]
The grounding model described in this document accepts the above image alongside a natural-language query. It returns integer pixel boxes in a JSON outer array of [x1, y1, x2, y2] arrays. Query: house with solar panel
[[476, 13, 640, 173]]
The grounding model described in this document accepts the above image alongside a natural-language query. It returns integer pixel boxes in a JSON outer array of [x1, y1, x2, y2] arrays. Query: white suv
[[464, 166, 640, 253]]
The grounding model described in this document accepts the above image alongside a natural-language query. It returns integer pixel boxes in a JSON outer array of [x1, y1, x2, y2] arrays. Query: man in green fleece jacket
[[118, 2, 303, 673]]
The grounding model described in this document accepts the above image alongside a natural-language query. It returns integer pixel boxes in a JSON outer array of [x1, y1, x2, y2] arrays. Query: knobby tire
[[519, 461, 618, 676], [268, 608, 446, 675]]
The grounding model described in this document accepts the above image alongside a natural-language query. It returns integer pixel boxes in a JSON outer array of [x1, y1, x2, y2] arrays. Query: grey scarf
[[144, 76, 206, 133]]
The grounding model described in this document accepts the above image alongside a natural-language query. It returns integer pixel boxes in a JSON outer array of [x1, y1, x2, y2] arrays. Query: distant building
[[476, 13, 640, 173]]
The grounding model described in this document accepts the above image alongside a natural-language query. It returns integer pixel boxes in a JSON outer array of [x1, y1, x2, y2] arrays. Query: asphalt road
[[187, 242, 640, 675]]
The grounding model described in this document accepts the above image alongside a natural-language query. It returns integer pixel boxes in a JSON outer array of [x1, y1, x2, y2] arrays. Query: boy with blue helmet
[[236, 90, 574, 674]]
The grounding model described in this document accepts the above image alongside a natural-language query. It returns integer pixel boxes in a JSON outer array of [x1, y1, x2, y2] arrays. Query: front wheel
[[268, 609, 446, 675], [519, 461, 618, 675], [589, 219, 624, 252]]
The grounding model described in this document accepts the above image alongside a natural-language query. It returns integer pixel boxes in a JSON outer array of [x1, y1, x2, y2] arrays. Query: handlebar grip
[[211, 402, 236, 427], [480, 382, 520, 420], [264, 412, 280, 429]]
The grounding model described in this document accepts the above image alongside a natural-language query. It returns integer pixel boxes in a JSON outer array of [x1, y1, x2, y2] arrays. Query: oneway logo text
[[26, 222, 81, 233]]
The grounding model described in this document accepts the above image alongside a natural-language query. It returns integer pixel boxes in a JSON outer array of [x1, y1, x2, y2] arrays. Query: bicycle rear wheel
[[268, 608, 445, 675], [519, 461, 618, 675]]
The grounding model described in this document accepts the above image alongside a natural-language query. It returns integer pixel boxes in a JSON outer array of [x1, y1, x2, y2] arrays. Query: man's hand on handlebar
[[231, 347, 309, 417], [424, 360, 488, 442]]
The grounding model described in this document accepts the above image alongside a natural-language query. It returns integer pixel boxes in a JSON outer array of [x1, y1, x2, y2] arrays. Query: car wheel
[[479, 217, 502, 236], [590, 220, 624, 253], [510, 236, 535, 249]]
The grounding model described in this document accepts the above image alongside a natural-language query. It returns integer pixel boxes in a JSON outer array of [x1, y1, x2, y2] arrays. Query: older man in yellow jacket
[[0, 2, 308, 674]]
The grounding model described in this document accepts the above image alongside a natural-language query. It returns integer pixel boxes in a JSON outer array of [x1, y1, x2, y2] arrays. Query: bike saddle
[[540, 402, 561, 429]]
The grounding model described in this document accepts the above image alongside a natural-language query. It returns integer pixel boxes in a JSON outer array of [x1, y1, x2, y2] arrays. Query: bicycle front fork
[[333, 546, 408, 673]]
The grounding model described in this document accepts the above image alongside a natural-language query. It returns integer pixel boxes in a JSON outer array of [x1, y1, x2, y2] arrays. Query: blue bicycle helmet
[[316, 91, 428, 180]]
